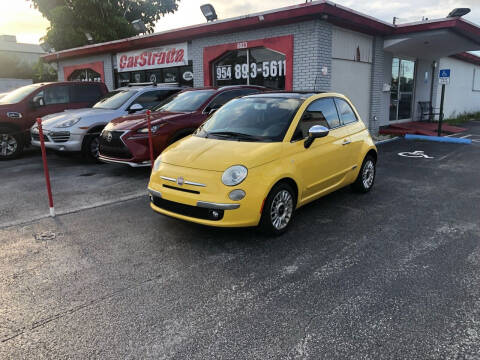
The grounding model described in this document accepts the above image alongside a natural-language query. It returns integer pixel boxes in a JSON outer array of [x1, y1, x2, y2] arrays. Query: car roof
[[116, 84, 184, 91], [244, 91, 324, 100], [179, 85, 267, 92]]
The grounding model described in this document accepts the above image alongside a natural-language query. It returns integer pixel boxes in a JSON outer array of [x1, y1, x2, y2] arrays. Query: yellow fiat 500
[[148, 92, 377, 235]]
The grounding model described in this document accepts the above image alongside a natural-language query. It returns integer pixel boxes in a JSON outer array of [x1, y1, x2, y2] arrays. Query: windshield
[[93, 90, 137, 110], [0, 83, 43, 105], [196, 97, 304, 142], [154, 90, 215, 113]]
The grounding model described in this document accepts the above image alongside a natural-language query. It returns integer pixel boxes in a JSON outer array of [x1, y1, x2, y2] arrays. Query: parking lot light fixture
[[132, 19, 148, 34], [447, 8, 471, 18], [201, 4, 218, 22]]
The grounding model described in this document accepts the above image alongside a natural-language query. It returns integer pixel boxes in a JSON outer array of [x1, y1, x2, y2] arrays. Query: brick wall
[[57, 53, 114, 90], [191, 20, 332, 92], [369, 36, 389, 133]]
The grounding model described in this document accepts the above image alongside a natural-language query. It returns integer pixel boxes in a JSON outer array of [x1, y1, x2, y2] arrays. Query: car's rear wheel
[[259, 182, 296, 236], [82, 134, 100, 162], [352, 154, 376, 193], [0, 128, 23, 160]]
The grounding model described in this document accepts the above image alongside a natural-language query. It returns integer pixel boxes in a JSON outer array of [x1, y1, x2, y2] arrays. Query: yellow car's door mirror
[[304, 125, 329, 148]]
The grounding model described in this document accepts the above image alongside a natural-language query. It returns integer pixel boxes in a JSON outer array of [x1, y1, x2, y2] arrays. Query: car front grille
[[31, 133, 49, 142], [151, 195, 224, 221], [99, 131, 132, 159], [50, 131, 70, 143]]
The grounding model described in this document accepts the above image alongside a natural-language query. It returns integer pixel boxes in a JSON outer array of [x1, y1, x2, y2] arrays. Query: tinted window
[[70, 84, 103, 104], [196, 97, 304, 142], [44, 85, 70, 105], [133, 90, 180, 109], [292, 98, 340, 140], [206, 89, 259, 111], [93, 90, 137, 110], [334, 98, 358, 125], [156, 90, 216, 113]]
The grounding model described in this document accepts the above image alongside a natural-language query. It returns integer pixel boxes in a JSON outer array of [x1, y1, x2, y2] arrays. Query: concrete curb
[[375, 136, 400, 145]]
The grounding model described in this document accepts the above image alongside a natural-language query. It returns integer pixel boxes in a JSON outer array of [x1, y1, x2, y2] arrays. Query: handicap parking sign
[[439, 69, 451, 85]]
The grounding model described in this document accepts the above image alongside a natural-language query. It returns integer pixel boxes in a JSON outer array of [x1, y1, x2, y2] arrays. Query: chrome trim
[[160, 176, 176, 182], [197, 201, 240, 210], [99, 155, 151, 167], [148, 188, 162, 198], [184, 180, 206, 187], [160, 176, 206, 187]]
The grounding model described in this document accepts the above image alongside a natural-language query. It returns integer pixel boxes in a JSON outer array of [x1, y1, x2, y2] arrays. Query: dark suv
[[0, 81, 108, 159], [99, 86, 266, 167]]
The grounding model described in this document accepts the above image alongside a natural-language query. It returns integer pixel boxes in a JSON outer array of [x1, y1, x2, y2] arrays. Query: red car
[[99, 86, 266, 166], [0, 81, 108, 159]]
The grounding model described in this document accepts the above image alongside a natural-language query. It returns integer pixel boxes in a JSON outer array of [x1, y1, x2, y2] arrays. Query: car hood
[[40, 108, 118, 128], [107, 111, 189, 131], [161, 135, 284, 171]]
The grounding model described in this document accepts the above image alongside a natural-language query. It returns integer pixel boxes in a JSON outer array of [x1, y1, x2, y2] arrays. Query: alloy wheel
[[90, 136, 100, 159], [0, 133, 17, 157], [362, 160, 375, 189], [270, 190, 294, 230]]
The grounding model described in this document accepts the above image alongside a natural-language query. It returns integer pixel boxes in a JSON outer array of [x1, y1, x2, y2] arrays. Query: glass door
[[390, 58, 415, 121]]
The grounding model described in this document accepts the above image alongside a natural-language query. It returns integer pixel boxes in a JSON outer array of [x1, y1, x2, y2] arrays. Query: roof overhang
[[42, 0, 480, 64]]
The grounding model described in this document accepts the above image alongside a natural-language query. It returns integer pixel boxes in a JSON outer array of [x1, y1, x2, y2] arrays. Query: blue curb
[[405, 134, 472, 144]]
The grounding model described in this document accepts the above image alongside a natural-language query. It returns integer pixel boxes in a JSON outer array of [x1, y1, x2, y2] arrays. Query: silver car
[[31, 83, 183, 160]]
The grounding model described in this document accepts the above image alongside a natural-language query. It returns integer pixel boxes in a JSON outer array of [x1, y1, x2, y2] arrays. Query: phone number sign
[[216, 60, 287, 81]]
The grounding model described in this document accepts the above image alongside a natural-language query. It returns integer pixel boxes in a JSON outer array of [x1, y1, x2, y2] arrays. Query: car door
[[286, 97, 348, 202], [333, 97, 364, 174], [30, 84, 72, 120]]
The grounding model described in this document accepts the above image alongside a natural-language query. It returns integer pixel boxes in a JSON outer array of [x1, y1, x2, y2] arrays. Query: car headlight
[[153, 156, 162, 172], [222, 165, 248, 186], [55, 117, 81, 128], [138, 123, 165, 133]]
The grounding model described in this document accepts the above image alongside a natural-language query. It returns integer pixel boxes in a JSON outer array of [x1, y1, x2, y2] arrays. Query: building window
[[213, 47, 286, 90], [115, 62, 193, 88], [68, 68, 102, 82]]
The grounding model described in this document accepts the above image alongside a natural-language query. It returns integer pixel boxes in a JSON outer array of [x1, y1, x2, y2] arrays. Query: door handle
[[342, 139, 351, 145]]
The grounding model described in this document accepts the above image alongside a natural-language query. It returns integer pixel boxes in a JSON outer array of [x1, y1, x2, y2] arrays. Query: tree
[[27, 0, 180, 51]]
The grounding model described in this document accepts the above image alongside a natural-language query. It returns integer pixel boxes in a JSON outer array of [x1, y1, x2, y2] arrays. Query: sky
[[0, 0, 479, 45]]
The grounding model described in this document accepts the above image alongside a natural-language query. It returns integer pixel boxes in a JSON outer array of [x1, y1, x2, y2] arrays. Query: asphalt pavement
[[0, 121, 479, 359]]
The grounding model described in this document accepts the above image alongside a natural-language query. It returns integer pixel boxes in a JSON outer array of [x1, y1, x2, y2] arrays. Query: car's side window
[[334, 98, 358, 125], [291, 98, 340, 141], [69, 84, 103, 104], [205, 89, 248, 112], [134, 90, 178, 109], [44, 85, 70, 105]]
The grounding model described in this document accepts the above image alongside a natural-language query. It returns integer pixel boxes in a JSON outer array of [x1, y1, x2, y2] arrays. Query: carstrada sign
[[117, 42, 188, 72]]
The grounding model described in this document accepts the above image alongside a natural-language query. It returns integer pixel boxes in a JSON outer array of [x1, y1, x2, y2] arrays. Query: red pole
[[36, 118, 55, 217], [146, 110, 154, 168]]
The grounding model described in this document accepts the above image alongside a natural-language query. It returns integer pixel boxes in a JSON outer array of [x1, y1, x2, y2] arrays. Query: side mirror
[[129, 103, 144, 113], [31, 96, 44, 108], [304, 125, 329, 148], [207, 104, 221, 115]]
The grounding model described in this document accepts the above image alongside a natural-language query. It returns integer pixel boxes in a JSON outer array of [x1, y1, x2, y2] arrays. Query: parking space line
[[0, 192, 147, 230]]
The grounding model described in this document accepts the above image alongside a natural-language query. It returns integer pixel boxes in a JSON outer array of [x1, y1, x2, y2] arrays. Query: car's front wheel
[[259, 182, 296, 236], [82, 134, 101, 162], [0, 128, 23, 160], [352, 154, 376, 193]]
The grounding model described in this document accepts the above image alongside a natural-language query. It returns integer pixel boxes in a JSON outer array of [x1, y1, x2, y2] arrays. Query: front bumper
[[148, 163, 266, 228], [30, 130, 84, 152], [99, 155, 151, 167]]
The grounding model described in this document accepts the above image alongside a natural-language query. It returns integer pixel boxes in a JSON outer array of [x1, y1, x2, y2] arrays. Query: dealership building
[[43, 0, 480, 133]]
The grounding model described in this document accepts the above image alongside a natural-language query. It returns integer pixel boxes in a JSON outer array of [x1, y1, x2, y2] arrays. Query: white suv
[[31, 83, 183, 160]]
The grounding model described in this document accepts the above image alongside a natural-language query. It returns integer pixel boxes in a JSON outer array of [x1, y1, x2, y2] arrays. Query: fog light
[[229, 189, 246, 201], [210, 210, 220, 219]]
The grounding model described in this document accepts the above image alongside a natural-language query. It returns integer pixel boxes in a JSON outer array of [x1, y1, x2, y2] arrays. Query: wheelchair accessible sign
[[439, 69, 451, 85]]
